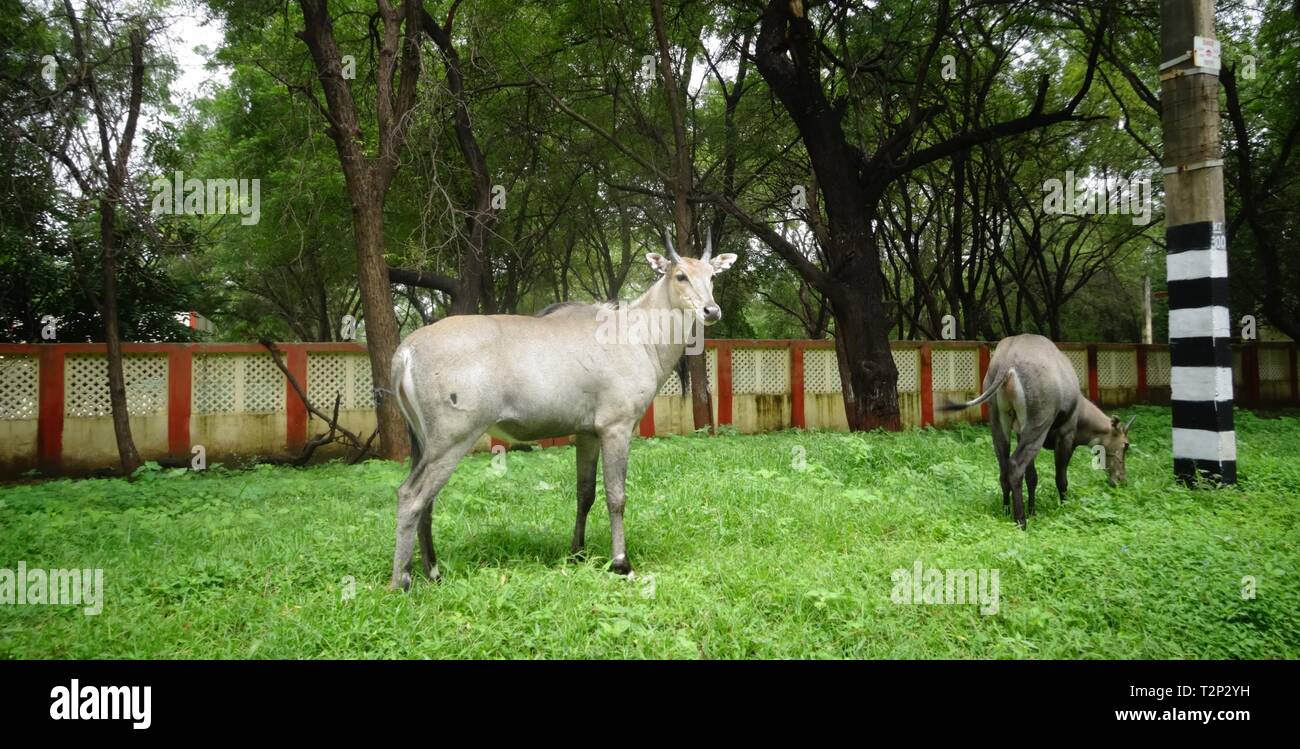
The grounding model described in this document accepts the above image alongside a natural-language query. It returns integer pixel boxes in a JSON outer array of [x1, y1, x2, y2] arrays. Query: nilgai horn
[[943, 334, 1135, 528], [386, 232, 737, 590]]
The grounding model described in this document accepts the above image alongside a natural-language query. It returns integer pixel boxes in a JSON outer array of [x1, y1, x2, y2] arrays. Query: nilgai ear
[[646, 253, 672, 275], [1110, 415, 1122, 431], [711, 253, 738, 273]]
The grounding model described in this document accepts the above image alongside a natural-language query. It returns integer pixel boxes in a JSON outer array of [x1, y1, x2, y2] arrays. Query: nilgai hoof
[[568, 546, 588, 562], [422, 565, 442, 583], [610, 555, 633, 576], [390, 572, 412, 592]]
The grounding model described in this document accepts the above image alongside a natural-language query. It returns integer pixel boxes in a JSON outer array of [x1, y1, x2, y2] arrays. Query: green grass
[[1, 405, 1297, 659]]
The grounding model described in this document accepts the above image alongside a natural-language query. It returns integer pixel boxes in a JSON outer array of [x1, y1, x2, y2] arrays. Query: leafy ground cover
[[1, 406, 1296, 658]]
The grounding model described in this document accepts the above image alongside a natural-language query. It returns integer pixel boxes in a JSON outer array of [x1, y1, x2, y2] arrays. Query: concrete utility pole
[[1160, 0, 1235, 484]]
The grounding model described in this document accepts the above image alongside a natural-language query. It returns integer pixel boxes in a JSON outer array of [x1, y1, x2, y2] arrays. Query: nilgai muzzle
[[387, 233, 737, 590], [942, 334, 1135, 528]]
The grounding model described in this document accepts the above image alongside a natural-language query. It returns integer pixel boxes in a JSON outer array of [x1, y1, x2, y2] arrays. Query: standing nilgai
[[387, 234, 737, 590], [943, 334, 1135, 528]]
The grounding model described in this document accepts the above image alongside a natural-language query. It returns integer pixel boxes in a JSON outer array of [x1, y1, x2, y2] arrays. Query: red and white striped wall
[[1, 338, 1295, 476]]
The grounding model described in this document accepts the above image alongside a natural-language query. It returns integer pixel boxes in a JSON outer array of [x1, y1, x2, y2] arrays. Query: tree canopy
[[3, 0, 1296, 436]]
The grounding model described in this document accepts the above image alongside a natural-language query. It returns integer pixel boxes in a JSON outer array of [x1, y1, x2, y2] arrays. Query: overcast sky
[[161, 5, 228, 107]]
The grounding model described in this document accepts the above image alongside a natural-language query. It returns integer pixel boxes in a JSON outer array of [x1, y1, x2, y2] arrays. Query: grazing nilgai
[[942, 334, 1135, 528], [386, 234, 737, 590]]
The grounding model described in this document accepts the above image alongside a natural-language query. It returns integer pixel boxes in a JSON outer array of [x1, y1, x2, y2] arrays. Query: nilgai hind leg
[[1006, 423, 1051, 529], [991, 409, 1014, 515], [392, 436, 477, 591]]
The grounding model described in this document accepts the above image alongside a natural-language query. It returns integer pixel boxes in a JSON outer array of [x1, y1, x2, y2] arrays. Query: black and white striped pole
[[1160, 0, 1235, 485]]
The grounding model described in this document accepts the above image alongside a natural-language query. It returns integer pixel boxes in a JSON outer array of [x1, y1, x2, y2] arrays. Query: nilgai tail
[[941, 369, 1011, 412]]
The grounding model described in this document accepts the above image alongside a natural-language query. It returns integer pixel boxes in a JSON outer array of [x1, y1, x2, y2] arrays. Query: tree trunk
[[832, 325, 859, 431], [99, 198, 142, 473], [352, 188, 410, 460], [818, 197, 901, 431], [832, 266, 901, 431], [297, 0, 424, 461], [750, 0, 900, 431], [651, 0, 713, 434], [688, 347, 712, 432], [1222, 66, 1300, 342]]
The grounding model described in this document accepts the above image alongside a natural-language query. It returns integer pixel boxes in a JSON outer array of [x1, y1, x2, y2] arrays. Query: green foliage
[[0, 0, 201, 343], [2, 407, 1296, 658], [1220, 0, 1300, 335], [5, 0, 1298, 348]]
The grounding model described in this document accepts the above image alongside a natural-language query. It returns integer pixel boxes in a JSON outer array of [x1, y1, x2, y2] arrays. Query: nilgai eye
[[675, 273, 687, 281]]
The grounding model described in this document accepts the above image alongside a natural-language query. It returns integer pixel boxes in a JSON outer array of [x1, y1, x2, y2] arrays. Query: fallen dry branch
[[258, 339, 380, 465]]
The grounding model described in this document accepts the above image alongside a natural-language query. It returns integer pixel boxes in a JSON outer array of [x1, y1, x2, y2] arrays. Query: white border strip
[[1170, 306, 1230, 339], [1158, 52, 1191, 71], [1170, 366, 1234, 402], [1158, 67, 1220, 82], [1162, 158, 1224, 174], [1167, 248, 1228, 281], [1173, 428, 1237, 462]]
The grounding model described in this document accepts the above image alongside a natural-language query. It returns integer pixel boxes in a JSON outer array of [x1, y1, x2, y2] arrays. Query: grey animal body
[[386, 235, 736, 590], [943, 334, 1134, 528]]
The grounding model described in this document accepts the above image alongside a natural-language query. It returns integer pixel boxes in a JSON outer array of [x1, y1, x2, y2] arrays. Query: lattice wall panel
[[803, 348, 842, 394], [731, 348, 789, 395], [193, 354, 284, 414], [1064, 350, 1088, 393], [309, 353, 353, 409], [1146, 350, 1171, 387], [64, 355, 167, 418], [0, 356, 38, 420], [352, 356, 375, 408], [1097, 349, 1138, 388], [658, 370, 683, 397], [931, 349, 979, 391], [657, 349, 717, 397], [192, 355, 236, 413], [1260, 348, 1289, 383], [244, 355, 285, 412], [893, 349, 919, 392]]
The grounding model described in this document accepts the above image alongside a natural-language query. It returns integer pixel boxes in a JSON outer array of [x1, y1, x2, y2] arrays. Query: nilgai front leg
[[600, 426, 633, 575], [570, 433, 601, 558], [1054, 429, 1074, 504], [418, 502, 437, 580], [1026, 463, 1038, 517]]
